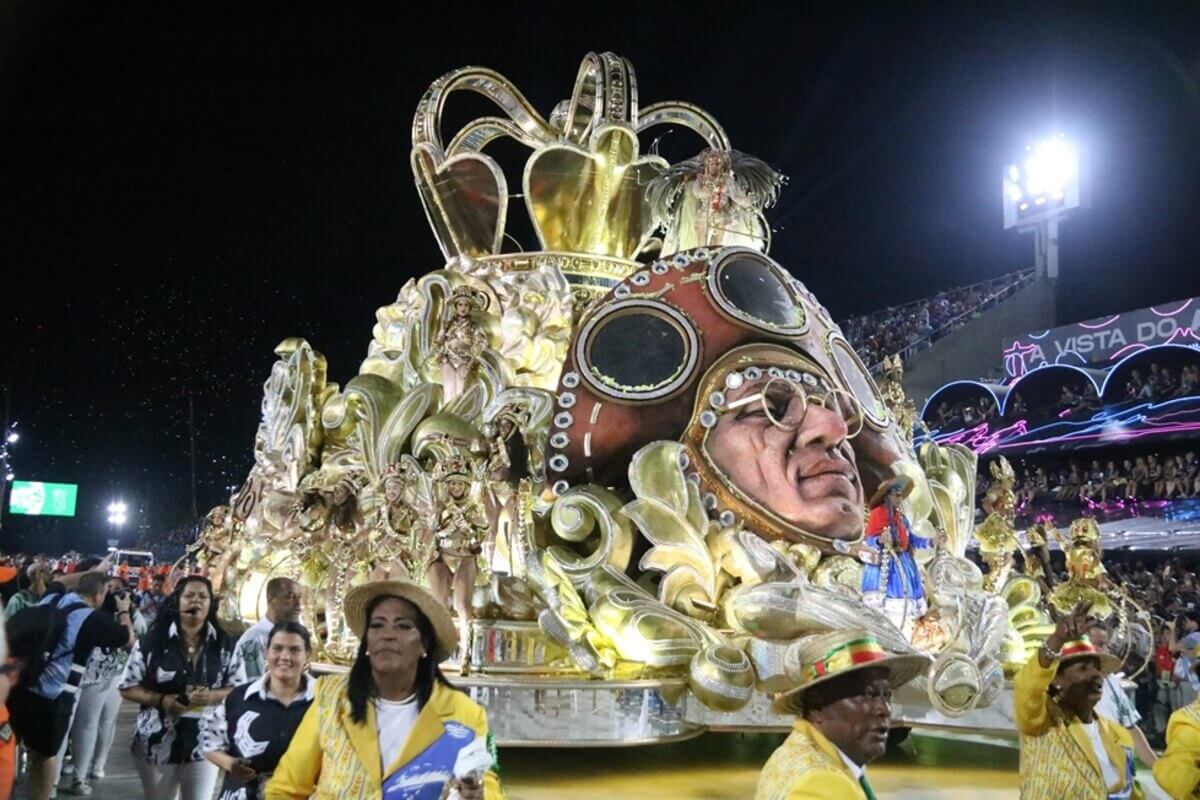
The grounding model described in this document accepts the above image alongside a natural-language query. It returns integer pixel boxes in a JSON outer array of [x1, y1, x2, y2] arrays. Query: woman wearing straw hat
[[1015, 603, 1143, 799], [860, 475, 934, 630], [266, 579, 504, 799], [756, 629, 931, 800]]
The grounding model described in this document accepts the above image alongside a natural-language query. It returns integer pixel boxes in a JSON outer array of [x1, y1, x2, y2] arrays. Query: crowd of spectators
[[841, 269, 1033, 370], [928, 361, 1200, 432], [1089, 555, 1200, 748], [973, 448, 1200, 523], [0, 552, 208, 798], [1122, 363, 1200, 402]]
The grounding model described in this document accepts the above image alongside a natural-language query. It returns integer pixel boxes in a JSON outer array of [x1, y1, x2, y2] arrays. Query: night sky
[[2, 5, 1199, 553]]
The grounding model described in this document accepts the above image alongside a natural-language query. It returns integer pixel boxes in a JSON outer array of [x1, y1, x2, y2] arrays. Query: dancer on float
[[1014, 602, 1143, 799], [860, 476, 934, 632], [202, 621, 314, 800], [755, 629, 931, 799], [267, 576, 503, 799]]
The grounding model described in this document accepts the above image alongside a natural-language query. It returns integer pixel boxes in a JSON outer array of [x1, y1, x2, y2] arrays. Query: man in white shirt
[[232, 577, 302, 684], [1090, 621, 1158, 768]]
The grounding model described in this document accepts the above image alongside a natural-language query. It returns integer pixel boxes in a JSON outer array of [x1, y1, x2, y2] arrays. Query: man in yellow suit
[[1154, 651, 1200, 798], [1015, 603, 1143, 799], [755, 629, 931, 800]]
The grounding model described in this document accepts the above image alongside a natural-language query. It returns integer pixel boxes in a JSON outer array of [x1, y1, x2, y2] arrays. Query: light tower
[[1002, 134, 1086, 280]]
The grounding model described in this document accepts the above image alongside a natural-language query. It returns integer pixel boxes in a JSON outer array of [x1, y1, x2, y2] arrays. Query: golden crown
[[433, 454, 473, 482], [410, 52, 735, 295]]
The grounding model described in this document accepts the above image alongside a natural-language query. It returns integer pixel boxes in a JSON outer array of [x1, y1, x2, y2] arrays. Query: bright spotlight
[[107, 500, 129, 527], [1002, 134, 1084, 230], [5, 433, 17, 444]]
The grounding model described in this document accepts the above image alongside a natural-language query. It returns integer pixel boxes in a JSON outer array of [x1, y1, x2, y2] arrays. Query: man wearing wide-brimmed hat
[[1015, 603, 1143, 799], [756, 629, 931, 800], [860, 475, 934, 630]]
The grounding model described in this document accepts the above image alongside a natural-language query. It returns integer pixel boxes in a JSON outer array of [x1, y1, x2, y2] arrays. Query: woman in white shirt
[[267, 579, 504, 799]]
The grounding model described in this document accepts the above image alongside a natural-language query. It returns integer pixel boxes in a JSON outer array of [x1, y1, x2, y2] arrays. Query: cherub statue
[[646, 147, 785, 255], [975, 457, 1020, 592], [431, 285, 489, 403], [428, 454, 491, 635]]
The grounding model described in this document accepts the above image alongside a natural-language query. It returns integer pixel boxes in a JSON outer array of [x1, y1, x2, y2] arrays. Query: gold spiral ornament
[[687, 643, 755, 712]]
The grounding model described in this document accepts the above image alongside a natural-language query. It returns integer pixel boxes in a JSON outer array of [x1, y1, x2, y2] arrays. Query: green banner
[[9, 481, 79, 517]]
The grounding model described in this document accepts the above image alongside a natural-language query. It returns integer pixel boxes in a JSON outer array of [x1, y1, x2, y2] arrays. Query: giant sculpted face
[[546, 247, 906, 552], [703, 357, 864, 540]]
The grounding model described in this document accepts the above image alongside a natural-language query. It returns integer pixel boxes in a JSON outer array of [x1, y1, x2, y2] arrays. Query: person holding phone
[[119, 576, 241, 800], [202, 621, 315, 800], [65, 577, 148, 794]]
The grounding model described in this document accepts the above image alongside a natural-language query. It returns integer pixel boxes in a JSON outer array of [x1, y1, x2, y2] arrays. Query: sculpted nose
[[794, 401, 849, 450]]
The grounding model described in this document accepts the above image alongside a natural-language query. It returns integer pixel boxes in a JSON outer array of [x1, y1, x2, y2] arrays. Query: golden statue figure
[[975, 457, 1020, 592], [1047, 518, 1115, 620], [431, 285, 489, 402], [427, 454, 490, 635], [879, 354, 921, 446], [1021, 521, 1056, 594]]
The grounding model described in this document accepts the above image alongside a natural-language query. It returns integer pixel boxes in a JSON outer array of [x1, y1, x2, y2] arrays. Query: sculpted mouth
[[788, 443, 859, 497]]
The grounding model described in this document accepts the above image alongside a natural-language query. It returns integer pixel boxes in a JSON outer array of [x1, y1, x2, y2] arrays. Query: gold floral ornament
[[1001, 575, 1055, 673], [919, 441, 978, 557], [544, 484, 633, 587], [622, 441, 728, 621], [524, 549, 619, 675]]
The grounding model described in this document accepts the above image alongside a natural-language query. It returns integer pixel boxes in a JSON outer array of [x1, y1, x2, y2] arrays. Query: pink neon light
[[993, 421, 1200, 450], [1164, 328, 1200, 345], [1077, 315, 1121, 330], [1108, 343, 1148, 361], [1152, 299, 1194, 317]]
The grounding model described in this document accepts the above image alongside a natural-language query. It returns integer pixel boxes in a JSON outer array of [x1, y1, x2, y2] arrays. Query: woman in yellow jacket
[[266, 580, 504, 800], [1154, 656, 1200, 798], [1014, 604, 1142, 800]]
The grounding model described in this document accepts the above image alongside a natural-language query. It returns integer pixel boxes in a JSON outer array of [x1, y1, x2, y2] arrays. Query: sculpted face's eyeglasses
[[712, 374, 864, 439]]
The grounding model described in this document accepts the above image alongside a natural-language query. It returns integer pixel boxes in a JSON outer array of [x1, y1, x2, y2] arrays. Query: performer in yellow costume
[[1154, 658, 1200, 799], [756, 629, 930, 800], [1014, 604, 1142, 799]]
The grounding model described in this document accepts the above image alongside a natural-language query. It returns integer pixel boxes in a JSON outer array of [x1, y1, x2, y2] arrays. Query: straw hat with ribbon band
[[1056, 637, 1121, 675], [868, 474, 913, 508], [343, 580, 459, 663], [774, 629, 932, 714]]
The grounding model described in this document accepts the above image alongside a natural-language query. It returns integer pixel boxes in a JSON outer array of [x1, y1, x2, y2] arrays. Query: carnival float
[[189, 52, 1148, 745]]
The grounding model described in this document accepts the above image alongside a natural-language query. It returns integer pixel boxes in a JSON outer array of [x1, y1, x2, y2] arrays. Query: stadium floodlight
[[5, 432, 16, 444], [1002, 134, 1087, 279], [107, 500, 129, 527]]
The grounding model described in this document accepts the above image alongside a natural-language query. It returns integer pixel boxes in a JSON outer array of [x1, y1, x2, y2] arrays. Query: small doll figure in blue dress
[[860, 475, 933, 630]]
